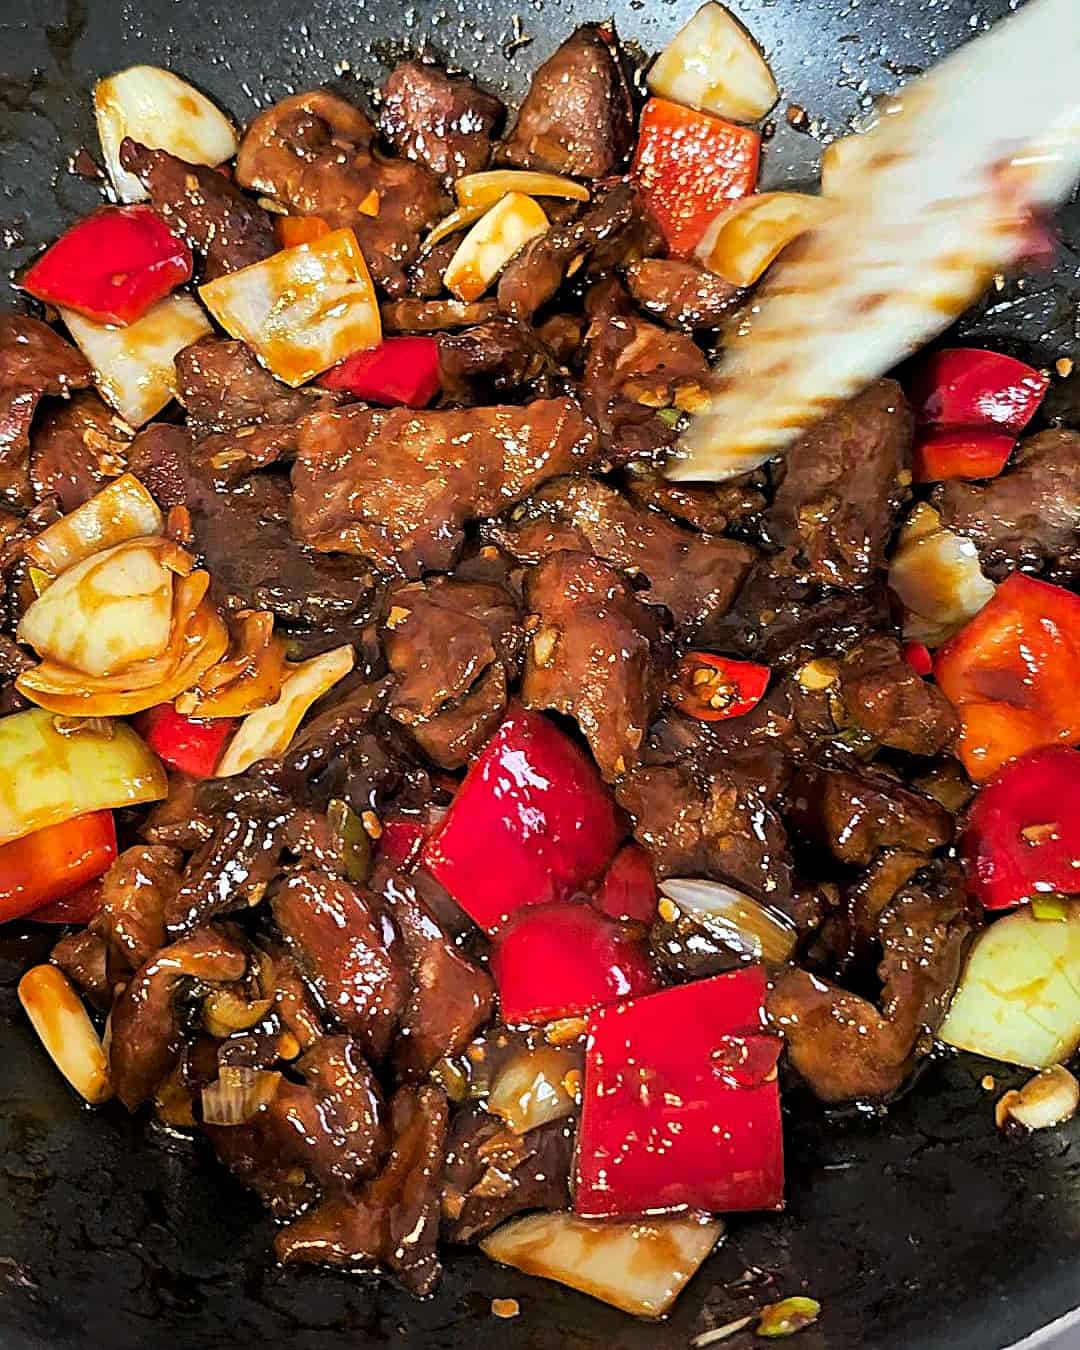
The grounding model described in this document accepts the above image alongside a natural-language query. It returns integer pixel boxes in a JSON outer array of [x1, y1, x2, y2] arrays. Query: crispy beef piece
[[579, 280, 709, 458], [765, 380, 913, 588], [769, 866, 976, 1102], [623, 466, 766, 536], [786, 762, 953, 866], [271, 869, 410, 1060], [29, 392, 129, 511], [487, 475, 756, 634], [167, 811, 289, 935], [933, 428, 1080, 579], [442, 1108, 575, 1243], [838, 635, 958, 755], [616, 760, 792, 904], [382, 298, 499, 333], [437, 318, 556, 404], [292, 397, 599, 576], [50, 929, 111, 1010], [623, 258, 744, 331], [118, 138, 277, 280], [208, 1034, 386, 1213], [380, 869, 494, 1079], [236, 90, 449, 296], [91, 845, 182, 974], [176, 337, 334, 438], [275, 1084, 449, 1295], [523, 550, 669, 779], [109, 925, 247, 1110], [499, 24, 633, 178], [140, 774, 216, 851], [379, 60, 503, 182]]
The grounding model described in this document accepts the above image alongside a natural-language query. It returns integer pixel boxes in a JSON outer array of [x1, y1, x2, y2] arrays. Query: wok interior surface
[[0, 0, 1078, 1346]]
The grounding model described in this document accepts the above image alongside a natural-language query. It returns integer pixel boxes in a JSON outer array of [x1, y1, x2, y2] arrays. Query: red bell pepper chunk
[[575, 966, 784, 1219], [911, 426, 1016, 483], [29, 877, 107, 925], [671, 652, 770, 722], [0, 813, 116, 924], [908, 348, 1049, 434], [901, 641, 934, 677], [961, 747, 1080, 911], [491, 902, 659, 1025], [422, 706, 622, 934], [21, 206, 193, 326], [934, 573, 1080, 781], [321, 337, 441, 408], [632, 98, 760, 257], [133, 704, 237, 779], [592, 843, 659, 924], [378, 816, 430, 872]]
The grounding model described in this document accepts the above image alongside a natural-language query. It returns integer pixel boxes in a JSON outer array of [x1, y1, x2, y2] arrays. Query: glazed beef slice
[[378, 60, 503, 182]]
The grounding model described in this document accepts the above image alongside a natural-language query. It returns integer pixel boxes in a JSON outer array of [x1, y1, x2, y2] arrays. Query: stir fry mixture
[[3, 2, 1079, 1322]]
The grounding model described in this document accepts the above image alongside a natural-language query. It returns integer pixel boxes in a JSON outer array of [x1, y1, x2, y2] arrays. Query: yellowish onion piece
[[18, 537, 179, 677], [60, 296, 212, 428], [647, 2, 778, 123], [175, 610, 289, 718], [454, 170, 590, 210], [201, 1065, 281, 1126], [17, 568, 229, 718], [696, 192, 836, 288], [888, 502, 996, 647], [216, 643, 355, 777], [443, 193, 549, 303], [422, 204, 491, 253], [996, 1065, 1080, 1132], [939, 899, 1080, 1068], [19, 965, 113, 1105], [481, 1210, 724, 1318], [659, 877, 797, 965], [199, 228, 381, 386], [94, 65, 238, 203], [0, 707, 165, 844], [25, 474, 162, 579], [486, 1043, 582, 1134]]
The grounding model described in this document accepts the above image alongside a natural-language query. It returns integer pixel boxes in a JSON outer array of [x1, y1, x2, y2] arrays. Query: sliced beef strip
[[764, 379, 913, 588], [175, 337, 336, 438], [118, 138, 277, 280], [291, 396, 599, 576], [441, 1107, 575, 1243], [786, 761, 954, 867], [523, 550, 669, 780], [838, 635, 958, 756], [236, 89, 449, 296], [166, 811, 289, 936], [29, 392, 129, 511], [437, 318, 557, 404], [140, 774, 216, 851], [378, 867, 494, 1080], [622, 466, 766, 536], [933, 428, 1080, 579], [275, 1083, 449, 1296], [207, 1033, 386, 1214], [407, 661, 509, 770], [486, 475, 757, 634], [382, 298, 499, 333], [109, 925, 247, 1110], [616, 759, 793, 905], [271, 869, 410, 1061], [51, 929, 111, 1010], [499, 24, 633, 179], [768, 865, 976, 1102], [378, 60, 503, 183], [623, 258, 744, 331], [90, 844, 182, 974]]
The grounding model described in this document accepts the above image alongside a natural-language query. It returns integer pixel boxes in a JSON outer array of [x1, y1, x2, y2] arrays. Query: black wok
[[0, 1, 1078, 1346]]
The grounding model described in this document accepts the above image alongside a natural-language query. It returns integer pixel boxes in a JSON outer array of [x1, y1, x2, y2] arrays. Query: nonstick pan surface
[[0, 1, 1078, 1346]]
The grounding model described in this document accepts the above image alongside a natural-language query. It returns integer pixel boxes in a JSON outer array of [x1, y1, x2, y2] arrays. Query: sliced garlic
[[443, 193, 549, 303], [455, 170, 590, 210], [888, 503, 996, 647], [996, 1065, 1079, 1131]]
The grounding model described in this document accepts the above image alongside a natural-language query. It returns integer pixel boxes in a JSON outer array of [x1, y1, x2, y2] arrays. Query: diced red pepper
[[911, 426, 1016, 483], [378, 816, 429, 872], [592, 843, 658, 924], [275, 215, 331, 248], [321, 337, 441, 408], [934, 573, 1080, 781], [908, 348, 1049, 434], [133, 704, 237, 779], [671, 652, 770, 722], [901, 641, 934, 677], [29, 877, 106, 925], [21, 206, 193, 326], [0, 813, 116, 924], [575, 966, 784, 1219], [491, 903, 659, 1025], [960, 747, 1080, 911], [632, 98, 760, 257], [422, 705, 622, 934]]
